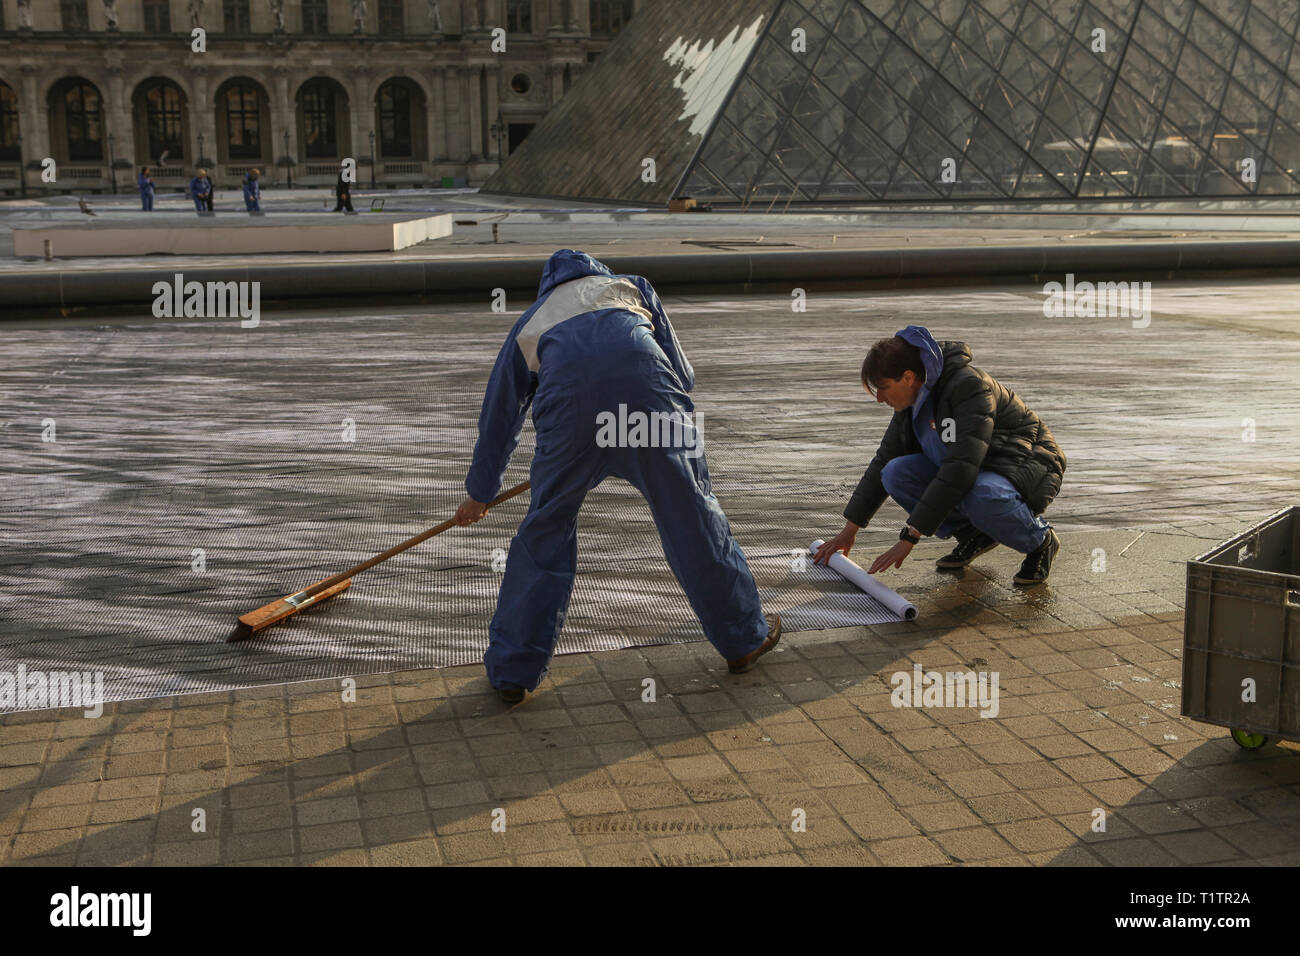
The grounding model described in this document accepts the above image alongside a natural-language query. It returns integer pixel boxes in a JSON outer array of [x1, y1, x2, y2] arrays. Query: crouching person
[[815, 325, 1066, 586]]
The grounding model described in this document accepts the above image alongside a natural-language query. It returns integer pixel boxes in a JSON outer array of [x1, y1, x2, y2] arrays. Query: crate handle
[[1238, 537, 1258, 563]]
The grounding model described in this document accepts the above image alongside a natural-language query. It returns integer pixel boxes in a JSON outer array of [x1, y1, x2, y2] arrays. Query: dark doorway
[[508, 123, 535, 154]]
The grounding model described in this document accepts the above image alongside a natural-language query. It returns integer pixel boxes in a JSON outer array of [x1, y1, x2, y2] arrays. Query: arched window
[[0, 84, 19, 162], [60, 79, 103, 161], [299, 79, 344, 158], [224, 82, 262, 159], [141, 80, 185, 160], [378, 82, 411, 157]]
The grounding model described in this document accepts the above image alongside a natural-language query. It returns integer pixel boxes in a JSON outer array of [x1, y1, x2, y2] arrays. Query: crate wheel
[[1230, 728, 1269, 750]]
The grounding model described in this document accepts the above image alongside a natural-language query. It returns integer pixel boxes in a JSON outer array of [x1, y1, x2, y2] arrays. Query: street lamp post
[[108, 133, 117, 194], [489, 113, 506, 162], [197, 132, 204, 167], [369, 129, 376, 188], [283, 130, 292, 189]]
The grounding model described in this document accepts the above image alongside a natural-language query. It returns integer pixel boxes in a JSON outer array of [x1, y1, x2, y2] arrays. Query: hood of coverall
[[537, 249, 615, 298], [894, 324, 969, 422]]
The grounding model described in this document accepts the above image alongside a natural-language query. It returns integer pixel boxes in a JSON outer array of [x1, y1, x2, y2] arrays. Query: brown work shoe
[[728, 614, 782, 674]]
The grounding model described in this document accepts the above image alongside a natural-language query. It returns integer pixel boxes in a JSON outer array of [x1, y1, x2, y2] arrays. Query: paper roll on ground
[[809, 540, 918, 621]]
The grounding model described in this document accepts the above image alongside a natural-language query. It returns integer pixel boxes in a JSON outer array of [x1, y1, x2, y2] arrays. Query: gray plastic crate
[[1182, 506, 1300, 749]]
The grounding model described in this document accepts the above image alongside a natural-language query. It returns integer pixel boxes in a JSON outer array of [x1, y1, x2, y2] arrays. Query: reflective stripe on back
[[516, 275, 652, 371]]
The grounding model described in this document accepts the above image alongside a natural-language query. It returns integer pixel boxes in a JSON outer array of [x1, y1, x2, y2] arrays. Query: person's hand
[[454, 496, 489, 526], [868, 540, 913, 574], [813, 523, 859, 565]]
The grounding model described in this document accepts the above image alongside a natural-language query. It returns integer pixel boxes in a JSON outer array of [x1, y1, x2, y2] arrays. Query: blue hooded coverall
[[883, 325, 1051, 554], [466, 250, 768, 691], [137, 172, 155, 211], [242, 174, 260, 211], [189, 175, 211, 212]]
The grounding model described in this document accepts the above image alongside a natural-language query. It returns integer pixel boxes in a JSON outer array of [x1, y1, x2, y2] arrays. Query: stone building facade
[[0, 0, 640, 195]]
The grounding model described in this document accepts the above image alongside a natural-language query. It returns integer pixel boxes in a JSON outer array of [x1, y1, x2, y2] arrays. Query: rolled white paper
[[809, 540, 918, 621]]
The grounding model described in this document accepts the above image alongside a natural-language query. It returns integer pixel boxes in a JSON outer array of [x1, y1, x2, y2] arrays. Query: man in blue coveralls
[[189, 168, 212, 213], [242, 168, 261, 211], [814, 326, 1066, 586], [455, 250, 781, 704]]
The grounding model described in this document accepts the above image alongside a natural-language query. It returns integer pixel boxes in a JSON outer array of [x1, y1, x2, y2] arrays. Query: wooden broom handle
[[291, 481, 531, 600]]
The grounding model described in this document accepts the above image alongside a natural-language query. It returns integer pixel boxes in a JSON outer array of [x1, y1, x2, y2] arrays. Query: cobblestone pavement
[[2, 520, 1297, 867]]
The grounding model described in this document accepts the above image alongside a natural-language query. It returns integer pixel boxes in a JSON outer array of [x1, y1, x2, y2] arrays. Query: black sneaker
[[498, 684, 526, 704], [935, 528, 999, 569], [1013, 528, 1060, 586]]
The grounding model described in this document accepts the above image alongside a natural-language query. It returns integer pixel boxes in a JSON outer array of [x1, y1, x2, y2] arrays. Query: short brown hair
[[861, 336, 924, 396]]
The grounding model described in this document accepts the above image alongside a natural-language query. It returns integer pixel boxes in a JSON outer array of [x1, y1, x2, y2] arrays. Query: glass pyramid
[[483, 0, 1300, 205]]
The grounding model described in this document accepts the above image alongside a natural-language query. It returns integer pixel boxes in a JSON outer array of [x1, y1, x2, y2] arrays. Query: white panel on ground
[[12, 213, 452, 257]]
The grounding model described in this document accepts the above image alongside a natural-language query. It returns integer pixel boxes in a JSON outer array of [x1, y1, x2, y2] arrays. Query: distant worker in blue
[[137, 166, 155, 211], [814, 326, 1066, 586], [455, 249, 781, 704], [189, 167, 212, 213], [242, 168, 261, 212]]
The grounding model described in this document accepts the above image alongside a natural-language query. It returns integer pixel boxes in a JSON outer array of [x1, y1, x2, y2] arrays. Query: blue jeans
[[140, 193, 153, 211], [193, 196, 207, 212], [882, 453, 1050, 553]]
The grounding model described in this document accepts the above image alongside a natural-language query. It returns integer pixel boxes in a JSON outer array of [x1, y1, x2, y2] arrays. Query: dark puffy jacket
[[845, 339, 1066, 535]]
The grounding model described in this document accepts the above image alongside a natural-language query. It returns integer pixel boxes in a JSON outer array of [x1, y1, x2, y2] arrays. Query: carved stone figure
[[189, 0, 204, 31], [17, 0, 33, 30], [352, 0, 368, 33], [103, 0, 120, 30], [268, 0, 285, 32], [427, 0, 442, 32]]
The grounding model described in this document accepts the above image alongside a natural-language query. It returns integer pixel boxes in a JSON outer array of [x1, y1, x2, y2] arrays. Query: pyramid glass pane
[[1251, 0, 1300, 36], [1076, 159, 1131, 196], [829, 118, 898, 194], [954, 4, 1013, 68], [979, 0, 1026, 32], [1144, 0, 1194, 31], [1230, 46, 1284, 112], [836, 1, 894, 63], [1019, 3, 1072, 70], [483, 0, 1300, 205], [937, 38, 1000, 111]]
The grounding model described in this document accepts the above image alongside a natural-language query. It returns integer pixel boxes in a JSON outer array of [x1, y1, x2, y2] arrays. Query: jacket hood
[[895, 325, 972, 416], [538, 249, 614, 297]]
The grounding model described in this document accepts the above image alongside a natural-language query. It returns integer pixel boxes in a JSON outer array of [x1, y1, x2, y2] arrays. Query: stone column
[[430, 69, 447, 161], [19, 65, 48, 165], [466, 66, 483, 161], [483, 63, 500, 159], [348, 66, 370, 169], [270, 66, 293, 180], [105, 64, 130, 188], [190, 66, 217, 167]]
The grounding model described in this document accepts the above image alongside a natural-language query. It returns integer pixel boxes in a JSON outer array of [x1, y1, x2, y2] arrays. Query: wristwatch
[[899, 526, 921, 545]]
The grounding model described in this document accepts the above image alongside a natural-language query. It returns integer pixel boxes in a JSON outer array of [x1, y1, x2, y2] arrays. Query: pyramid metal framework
[[483, 0, 1300, 205]]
